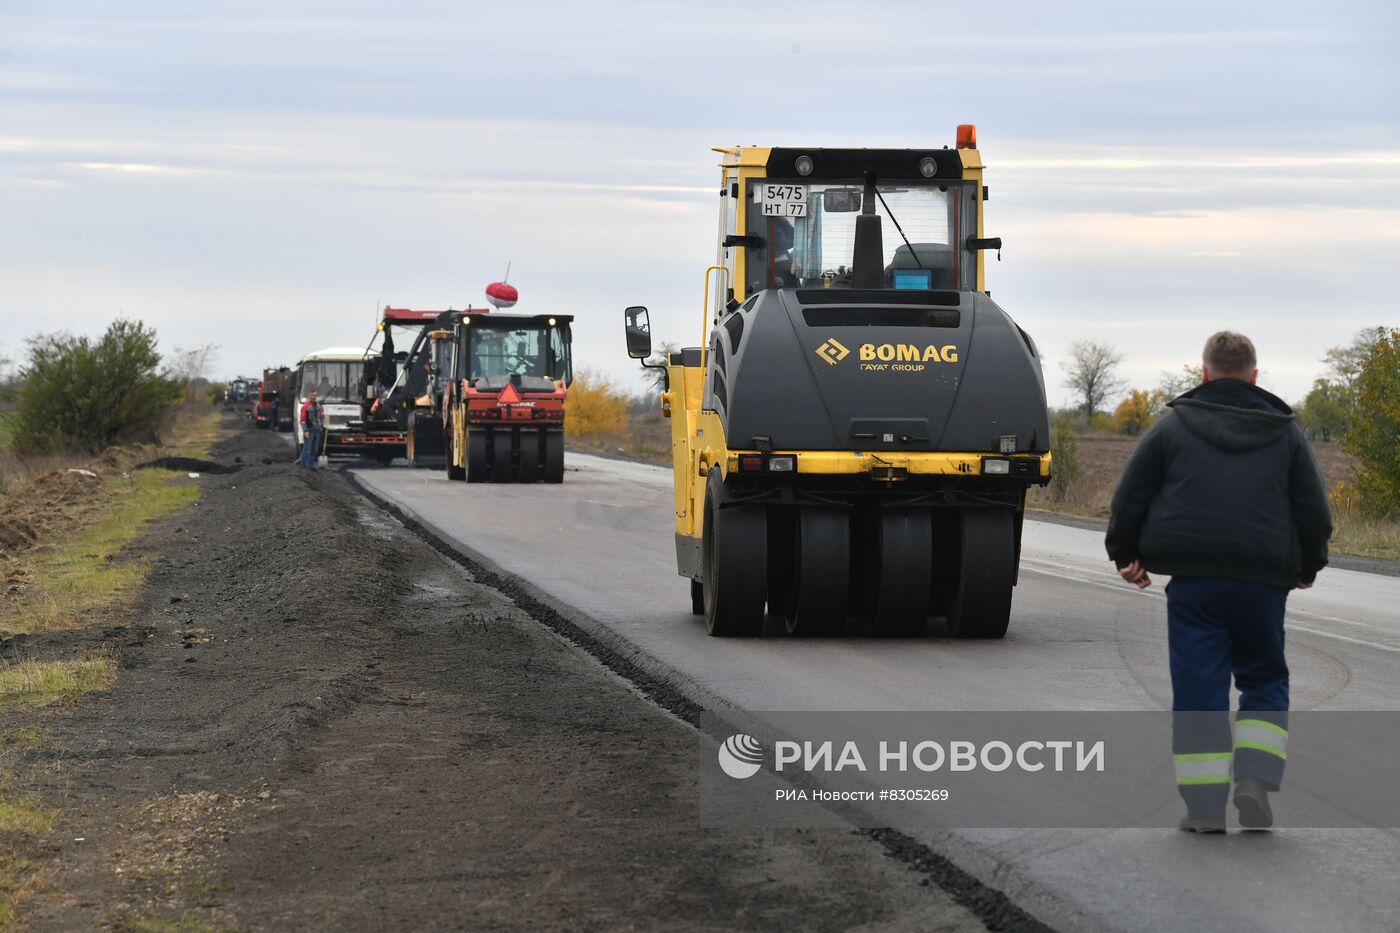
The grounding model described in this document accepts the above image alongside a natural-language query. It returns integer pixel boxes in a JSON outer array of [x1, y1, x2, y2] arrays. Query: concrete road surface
[[351, 452, 1400, 933]]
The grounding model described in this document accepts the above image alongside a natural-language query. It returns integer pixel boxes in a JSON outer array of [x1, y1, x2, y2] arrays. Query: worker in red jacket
[[299, 390, 325, 470]]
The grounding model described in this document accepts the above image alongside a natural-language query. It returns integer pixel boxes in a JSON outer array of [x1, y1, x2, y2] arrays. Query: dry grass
[[1, 470, 199, 637], [1331, 512, 1400, 562], [1, 405, 217, 638], [568, 403, 671, 463], [109, 911, 224, 933], [0, 855, 40, 931]]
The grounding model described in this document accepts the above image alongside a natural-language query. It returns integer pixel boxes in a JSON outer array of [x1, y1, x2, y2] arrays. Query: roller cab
[[624, 128, 1050, 638]]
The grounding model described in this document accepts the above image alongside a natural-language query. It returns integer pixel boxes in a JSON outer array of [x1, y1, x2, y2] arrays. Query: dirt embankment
[[8, 421, 990, 931]]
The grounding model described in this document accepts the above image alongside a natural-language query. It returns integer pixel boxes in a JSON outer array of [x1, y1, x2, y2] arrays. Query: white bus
[[291, 347, 372, 456]]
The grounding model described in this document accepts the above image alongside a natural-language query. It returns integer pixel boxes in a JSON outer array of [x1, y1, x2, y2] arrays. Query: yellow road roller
[[624, 126, 1050, 638]]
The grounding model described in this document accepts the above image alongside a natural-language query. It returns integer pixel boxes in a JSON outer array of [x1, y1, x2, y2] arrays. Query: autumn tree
[[563, 369, 631, 440], [1114, 389, 1167, 435], [1341, 328, 1400, 515], [1063, 341, 1126, 418]]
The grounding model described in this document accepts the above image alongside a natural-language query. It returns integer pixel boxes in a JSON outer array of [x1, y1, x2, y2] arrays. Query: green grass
[[0, 656, 117, 707], [5, 469, 198, 636], [0, 795, 57, 837]]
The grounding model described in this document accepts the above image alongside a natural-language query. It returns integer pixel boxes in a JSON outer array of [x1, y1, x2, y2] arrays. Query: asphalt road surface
[[351, 452, 1400, 933]]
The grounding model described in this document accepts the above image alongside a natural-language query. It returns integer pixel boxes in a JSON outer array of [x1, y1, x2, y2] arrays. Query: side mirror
[[624, 306, 652, 360]]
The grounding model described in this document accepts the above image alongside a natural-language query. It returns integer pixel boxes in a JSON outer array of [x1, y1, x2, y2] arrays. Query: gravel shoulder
[[13, 419, 990, 931]]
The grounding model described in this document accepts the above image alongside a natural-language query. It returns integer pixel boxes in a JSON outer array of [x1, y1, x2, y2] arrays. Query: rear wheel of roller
[[517, 430, 541, 483], [784, 507, 849, 637], [871, 508, 932, 637], [490, 428, 514, 483], [543, 430, 565, 483], [465, 428, 488, 483], [766, 508, 794, 620], [947, 509, 1015, 639]]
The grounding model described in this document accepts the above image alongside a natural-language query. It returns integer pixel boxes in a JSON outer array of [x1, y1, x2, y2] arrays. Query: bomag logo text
[[856, 343, 959, 373]]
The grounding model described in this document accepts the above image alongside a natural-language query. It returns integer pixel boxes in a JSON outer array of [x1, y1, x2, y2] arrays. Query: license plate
[[758, 183, 808, 217]]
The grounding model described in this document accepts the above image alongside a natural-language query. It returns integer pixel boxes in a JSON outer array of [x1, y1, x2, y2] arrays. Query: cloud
[[0, 1, 1396, 406]]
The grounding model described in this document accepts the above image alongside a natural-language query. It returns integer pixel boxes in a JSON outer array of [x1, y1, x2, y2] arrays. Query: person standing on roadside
[[1105, 331, 1332, 833], [299, 389, 325, 470]]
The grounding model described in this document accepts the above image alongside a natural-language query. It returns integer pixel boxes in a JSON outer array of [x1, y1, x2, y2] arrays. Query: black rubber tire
[[784, 507, 849, 637], [701, 472, 766, 637], [928, 511, 959, 617], [517, 430, 541, 483], [947, 509, 1015, 639], [465, 428, 488, 483], [543, 430, 564, 484], [445, 417, 466, 481], [766, 507, 794, 620], [871, 508, 933, 637], [690, 579, 705, 616], [490, 429, 513, 483]]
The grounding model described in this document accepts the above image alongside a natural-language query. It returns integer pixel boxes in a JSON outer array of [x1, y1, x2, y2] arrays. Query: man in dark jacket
[[1106, 331, 1332, 833]]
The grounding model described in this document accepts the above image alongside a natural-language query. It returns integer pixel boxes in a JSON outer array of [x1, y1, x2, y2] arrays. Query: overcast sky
[[2, 0, 1397, 406]]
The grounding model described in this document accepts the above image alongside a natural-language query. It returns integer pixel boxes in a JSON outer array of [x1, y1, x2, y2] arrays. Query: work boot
[[1234, 778, 1274, 829], [1178, 814, 1226, 834]]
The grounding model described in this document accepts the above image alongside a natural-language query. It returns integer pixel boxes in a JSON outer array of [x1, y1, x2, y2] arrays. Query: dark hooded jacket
[[1105, 379, 1332, 588]]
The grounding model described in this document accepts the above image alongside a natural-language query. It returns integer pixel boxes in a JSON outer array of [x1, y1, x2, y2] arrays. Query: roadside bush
[[1342, 328, 1400, 516], [11, 319, 182, 455], [564, 369, 631, 440], [1049, 411, 1081, 503]]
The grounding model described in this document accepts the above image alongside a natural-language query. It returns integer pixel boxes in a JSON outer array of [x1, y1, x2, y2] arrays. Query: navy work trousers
[[299, 428, 322, 469], [1167, 576, 1290, 816]]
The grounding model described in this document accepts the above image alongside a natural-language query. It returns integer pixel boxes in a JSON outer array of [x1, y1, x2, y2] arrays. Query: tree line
[[1058, 329, 1400, 516]]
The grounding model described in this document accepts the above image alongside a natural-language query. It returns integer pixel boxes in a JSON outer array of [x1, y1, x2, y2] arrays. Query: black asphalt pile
[[131, 456, 243, 474], [18, 421, 987, 931]]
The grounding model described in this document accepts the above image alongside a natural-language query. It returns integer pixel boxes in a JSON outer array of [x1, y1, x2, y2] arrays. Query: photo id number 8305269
[[758, 183, 808, 217]]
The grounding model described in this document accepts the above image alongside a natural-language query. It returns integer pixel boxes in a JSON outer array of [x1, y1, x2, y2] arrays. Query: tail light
[[737, 454, 798, 474]]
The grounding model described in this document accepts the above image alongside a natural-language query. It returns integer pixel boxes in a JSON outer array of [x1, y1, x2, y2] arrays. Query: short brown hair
[[1202, 331, 1257, 376]]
